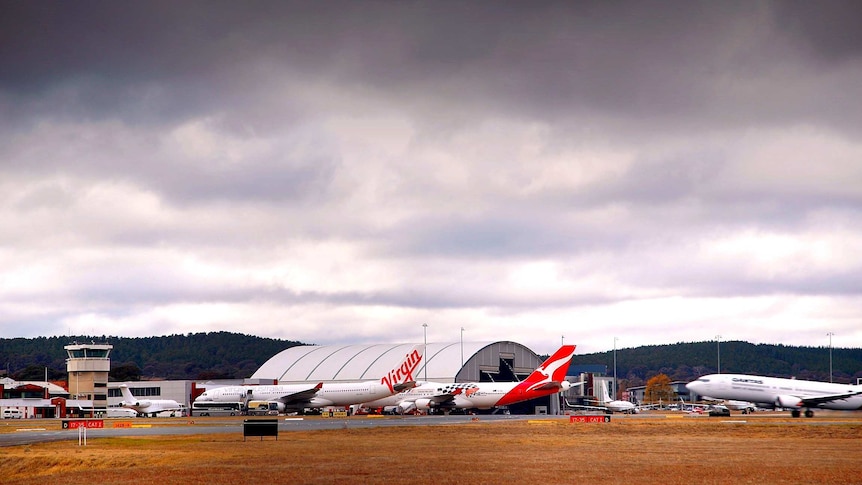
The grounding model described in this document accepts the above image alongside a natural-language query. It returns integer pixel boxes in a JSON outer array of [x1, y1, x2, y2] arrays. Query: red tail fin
[[495, 345, 577, 406], [524, 345, 577, 383]]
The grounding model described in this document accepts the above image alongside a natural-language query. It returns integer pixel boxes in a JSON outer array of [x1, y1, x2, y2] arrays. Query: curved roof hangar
[[251, 341, 542, 384]]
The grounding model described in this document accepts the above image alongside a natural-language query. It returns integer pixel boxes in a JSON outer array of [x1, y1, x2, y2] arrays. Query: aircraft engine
[[775, 395, 802, 409], [398, 401, 416, 413], [414, 398, 436, 410]]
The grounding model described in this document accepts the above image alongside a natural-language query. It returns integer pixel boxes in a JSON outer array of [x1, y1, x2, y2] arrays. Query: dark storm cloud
[[4, 1, 860, 134], [772, 0, 862, 63]]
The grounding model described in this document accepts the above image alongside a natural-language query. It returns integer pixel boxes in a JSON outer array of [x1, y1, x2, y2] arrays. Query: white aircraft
[[195, 346, 422, 413], [360, 344, 578, 414], [119, 384, 184, 417], [686, 373, 862, 418], [595, 379, 637, 413], [723, 399, 757, 413], [567, 379, 638, 414]]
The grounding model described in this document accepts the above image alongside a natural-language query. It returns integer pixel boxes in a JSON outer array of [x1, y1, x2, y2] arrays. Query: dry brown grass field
[[2, 414, 861, 484]]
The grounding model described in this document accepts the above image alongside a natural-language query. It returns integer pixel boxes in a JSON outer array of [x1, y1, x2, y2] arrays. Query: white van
[[2, 408, 24, 419]]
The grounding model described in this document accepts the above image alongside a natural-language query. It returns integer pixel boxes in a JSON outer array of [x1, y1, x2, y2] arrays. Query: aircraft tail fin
[[598, 379, 613, 404], [524, 345, 577, 385], [495, 345, 577, 406], [380, 346, 424, 394], [119, 384, 137, 404]]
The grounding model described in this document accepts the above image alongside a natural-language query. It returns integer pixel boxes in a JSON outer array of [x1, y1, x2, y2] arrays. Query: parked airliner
[[360, 344, 578, 413], [195, 346, 422, 413], [595, 379, 637, 413], [119, 384, 184, 417], [566, 379, 637, 414], [686, 373, 862, 418]]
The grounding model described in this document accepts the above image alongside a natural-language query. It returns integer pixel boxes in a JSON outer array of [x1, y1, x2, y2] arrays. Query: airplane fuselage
[[686, 374, 862, 411], [197, 381, 393, 408], [119, 385, 182, 416], [364, 380, 563, 411]]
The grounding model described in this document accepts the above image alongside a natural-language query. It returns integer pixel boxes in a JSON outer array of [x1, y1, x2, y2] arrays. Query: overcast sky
[[2, 1, 861, 355]]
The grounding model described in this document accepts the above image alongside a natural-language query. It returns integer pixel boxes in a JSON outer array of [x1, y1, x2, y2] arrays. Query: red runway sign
[[570, 415, 611, 423], [62, 419, 105, 429]]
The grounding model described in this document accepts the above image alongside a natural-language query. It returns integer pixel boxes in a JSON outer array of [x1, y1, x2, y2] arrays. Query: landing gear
[[791, 409, 815, 418]]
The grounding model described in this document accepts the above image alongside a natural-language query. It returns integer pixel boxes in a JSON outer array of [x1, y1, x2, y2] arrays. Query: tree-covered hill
[[570, 340, 862, 388], [2, 335, 860, 384], [0, 332, 303, 381]]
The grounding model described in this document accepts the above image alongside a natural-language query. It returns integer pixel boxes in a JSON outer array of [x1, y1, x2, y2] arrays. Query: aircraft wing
[[566, 403, 610, 412], [528, 381, 567, 392], [528, 380, 584, 392], [394, 380, 417, 392], [798, 389, 862, 407], [428, 386, 463, 404], [277, 382, 323, 404], [564, 398, 608, 412], [409, 387, 463, 406]]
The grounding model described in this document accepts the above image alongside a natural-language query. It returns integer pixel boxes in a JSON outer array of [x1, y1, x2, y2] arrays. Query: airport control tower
[[65, 342, 112, 410]]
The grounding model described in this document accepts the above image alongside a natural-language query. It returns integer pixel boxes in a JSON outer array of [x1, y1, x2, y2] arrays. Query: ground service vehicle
[[192, 401, 243, 416], [2, 409, 24, 419]]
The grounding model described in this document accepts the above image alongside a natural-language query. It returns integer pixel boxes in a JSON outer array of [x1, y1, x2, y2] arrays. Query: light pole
[[460, 327, 464, 367], [716, 335, 722, 374], [827, 332, 834, 383], [613, 337, 618, 400], [422, 323, 428, 381]]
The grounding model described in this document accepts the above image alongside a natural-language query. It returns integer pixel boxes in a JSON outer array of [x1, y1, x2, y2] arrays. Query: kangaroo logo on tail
[[525, 345, 577, 389]]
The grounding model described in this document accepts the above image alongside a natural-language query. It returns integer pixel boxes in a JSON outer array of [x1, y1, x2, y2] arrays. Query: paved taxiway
[[3, 411, 861, 447], [0, 414, 539, 447]]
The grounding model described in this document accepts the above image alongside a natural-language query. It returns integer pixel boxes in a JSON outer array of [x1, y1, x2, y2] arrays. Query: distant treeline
[[570, 340, 862, 388], [0, 332, 303, 381], [1, 334, 860, 385]]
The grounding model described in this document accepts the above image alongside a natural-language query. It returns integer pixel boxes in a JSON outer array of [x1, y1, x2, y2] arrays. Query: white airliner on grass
[[361, 345, 578, 413], [686, 373, 862, 418], [119, 384, 184, 417], [195, 346, 422, 413]]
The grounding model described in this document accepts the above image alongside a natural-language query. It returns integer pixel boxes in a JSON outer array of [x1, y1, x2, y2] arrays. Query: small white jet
[[595, 379, 637, 413], [361, 345, 578, 414], [686, 373, 862, 418], [568, 379, 637, 414], [723, 399, 757, 413], [195, 346, 422, 413], [119, 384, 184, 417]]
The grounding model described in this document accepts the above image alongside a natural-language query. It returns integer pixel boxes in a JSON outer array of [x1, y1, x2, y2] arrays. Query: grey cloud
[[4, 1, 860, 134], [772, 0, 862, 63], [3, 1, 862, 346]]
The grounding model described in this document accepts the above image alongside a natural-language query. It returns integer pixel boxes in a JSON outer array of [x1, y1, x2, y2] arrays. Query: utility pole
[[716, 335, 722, 374], [827, 332, 834, 383], [422, 323, 428, 381], [613, 337, 619, 400], [460, 327, 464, 367]]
